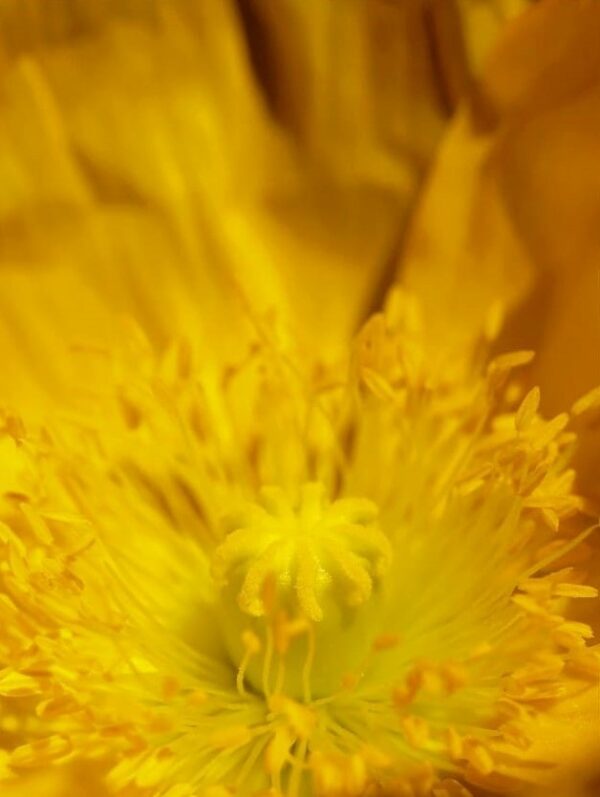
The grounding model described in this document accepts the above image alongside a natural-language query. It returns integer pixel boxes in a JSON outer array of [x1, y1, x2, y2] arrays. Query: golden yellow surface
[[0, 2, 598, 796]]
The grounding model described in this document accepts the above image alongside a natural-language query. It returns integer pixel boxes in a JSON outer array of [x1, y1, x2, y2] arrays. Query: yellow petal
[[517, 676, 600, 797], [0, 0, 409, 410], [0, 2, 286, 408], [0, 762, 115, 797], [452, 0, 533, 76], [0, 0, 535, 411], [401, 107, 534, 357]]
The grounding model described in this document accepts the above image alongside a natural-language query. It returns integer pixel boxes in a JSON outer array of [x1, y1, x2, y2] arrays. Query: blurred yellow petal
[[0, 1, 289, 408], [238, 0, 446, 167], [0, 0, 532, 411], [0, 0, 408, 408], [397, 2, 537, 358], [0, 762, 120, 797], [516, 676, 600, 797], [402, 107, 535, 358], [453, 0, 532, 75]]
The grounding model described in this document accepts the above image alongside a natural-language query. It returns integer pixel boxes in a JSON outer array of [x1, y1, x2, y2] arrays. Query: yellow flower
[[0, 2, 597, 797]]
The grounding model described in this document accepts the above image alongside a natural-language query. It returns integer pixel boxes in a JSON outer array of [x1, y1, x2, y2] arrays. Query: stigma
[[213, 482, 391, 620], [213, 483, 392, 698]]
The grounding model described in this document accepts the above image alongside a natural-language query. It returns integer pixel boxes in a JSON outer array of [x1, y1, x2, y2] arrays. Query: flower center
[[212, 482, 392, 698]]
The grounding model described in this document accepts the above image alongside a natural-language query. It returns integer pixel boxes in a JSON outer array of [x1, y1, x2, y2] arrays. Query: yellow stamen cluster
[[0, 290, 597, 797]]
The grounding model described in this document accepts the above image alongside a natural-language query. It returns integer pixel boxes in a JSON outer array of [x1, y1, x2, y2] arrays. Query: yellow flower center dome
[[213, 483, 391, 698]]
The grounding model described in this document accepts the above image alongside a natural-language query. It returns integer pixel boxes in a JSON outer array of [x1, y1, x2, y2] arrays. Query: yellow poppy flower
[[0, 2, 597, 797]]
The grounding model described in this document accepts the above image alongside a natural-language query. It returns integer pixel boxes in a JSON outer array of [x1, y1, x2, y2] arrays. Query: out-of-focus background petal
[[0, 0, 530, 411], [510, 677, 600, 797], [233, 0, 444, 337], [0, 0, 297, 410], [0, 761, 118, 797], [401, 105, 535, 360]]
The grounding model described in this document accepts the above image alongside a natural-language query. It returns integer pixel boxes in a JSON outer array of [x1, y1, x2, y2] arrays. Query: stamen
[[262, 624, 275, 699], [401, 715, 430, 748], [208, 725, 253, 750], [237, 630, 261, 697], [302, 623, 315, 704], [288, 738, 308, 797], [463, 738, 494, 776], [3, 290, 596, 797]]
